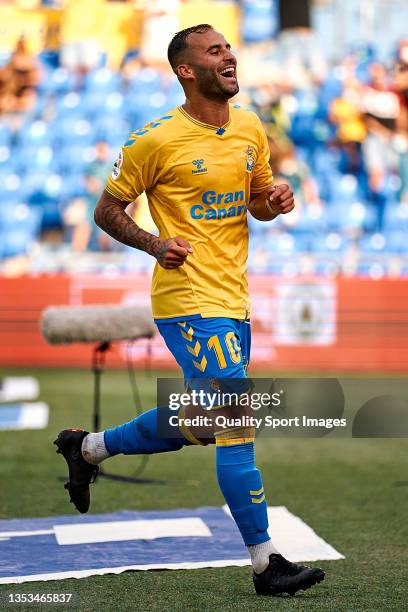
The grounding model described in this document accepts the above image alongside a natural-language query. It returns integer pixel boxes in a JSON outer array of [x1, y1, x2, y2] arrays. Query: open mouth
[[219, 66, 237, 81]]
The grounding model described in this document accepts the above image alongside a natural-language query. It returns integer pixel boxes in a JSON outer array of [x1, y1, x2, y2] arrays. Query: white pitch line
[[0, 529, 53, 538]]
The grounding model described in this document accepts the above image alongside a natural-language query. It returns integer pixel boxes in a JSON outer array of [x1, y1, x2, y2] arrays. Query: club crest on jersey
[[192, 159, 208, 175], [246, 146, 255, 172], [111, 150, 123, 180]]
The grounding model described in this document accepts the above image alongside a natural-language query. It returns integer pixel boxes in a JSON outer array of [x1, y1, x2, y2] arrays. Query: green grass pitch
[[0, 367, 407, 611]]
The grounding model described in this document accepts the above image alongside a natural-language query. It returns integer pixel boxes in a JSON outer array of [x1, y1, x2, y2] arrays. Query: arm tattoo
[[94, 191, 166, 258]]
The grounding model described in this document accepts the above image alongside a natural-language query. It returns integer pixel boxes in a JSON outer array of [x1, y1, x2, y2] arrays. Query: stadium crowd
[[1, 13, 408, 278]]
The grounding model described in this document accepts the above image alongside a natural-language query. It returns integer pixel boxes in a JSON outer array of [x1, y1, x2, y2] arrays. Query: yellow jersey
[[105, 104, 272, 321]]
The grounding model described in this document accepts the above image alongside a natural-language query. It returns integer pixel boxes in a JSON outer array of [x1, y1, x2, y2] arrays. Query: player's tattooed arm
[[248, 184, 295, 222], [94, 190, 192, 269]]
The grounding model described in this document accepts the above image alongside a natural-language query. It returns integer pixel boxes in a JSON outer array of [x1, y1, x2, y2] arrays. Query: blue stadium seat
[[43, 68, 76, 94], [56, 145, 89, 173], [384, 230, 408, 254], [147, 91, 169, 113], [84, 68, 121, 93], [81, 91, 124, 117], [164, 80, 185, 107], [0, 145, 11, 168], [125, 68, 163, 95], [0, 228, 36, 259], [241, 0, 277, 43], [268, 259, 300, 277], [0, 202, 42, 238], [359, 233, 387, 253], [314, 256, 341, 277], [55, 92, 84, 119], [292, 206, 326, 235], [52, 118, 94, 147], [383, 202, 408, 231], [18, 120, 51, 147], [18, 145, 56, 173], [0, 123, 12, 147], [356, 260, 386, 278], [93, 115, 130, 144], [2, 173, 23, 199], [122, 91, 162, 125], [266, 232, 297, 254], [310, 232, 349, 254], [327, 173, 359, 204], [59, 173, 87, 199]]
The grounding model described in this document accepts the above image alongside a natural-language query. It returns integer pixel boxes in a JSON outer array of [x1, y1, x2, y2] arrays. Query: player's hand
[[266, 184, 295, 215], [155, 236, 193, 269]]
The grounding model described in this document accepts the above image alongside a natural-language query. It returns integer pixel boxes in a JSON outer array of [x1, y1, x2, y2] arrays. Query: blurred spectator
[[0, 65, 13, 114], [273, 145, 322, 230], [62, 195, 92, 252], [0, 36, 41, 115], [87, 141, 113, 184], [63, 142, 114, 252], [352, 62, 401, 229], [252, 83, 292, 157], [63, 172, 111, 252], [361, 63, 400, 193], [330, 78, 367, 175], [277, 145, 321, 209]]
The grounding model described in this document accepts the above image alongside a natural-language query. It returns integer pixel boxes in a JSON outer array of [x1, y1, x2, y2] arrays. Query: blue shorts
[[157, 317, 251, 398]]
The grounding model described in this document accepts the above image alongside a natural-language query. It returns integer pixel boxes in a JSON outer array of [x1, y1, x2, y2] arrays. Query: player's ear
[[177, 64, 194, 80]]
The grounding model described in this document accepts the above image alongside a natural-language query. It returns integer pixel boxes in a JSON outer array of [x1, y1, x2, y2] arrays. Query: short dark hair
[[167, 24, 213, 72]]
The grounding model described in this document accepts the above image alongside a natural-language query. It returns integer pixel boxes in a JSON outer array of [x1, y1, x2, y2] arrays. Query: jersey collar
[[178, 105, 231, 134]]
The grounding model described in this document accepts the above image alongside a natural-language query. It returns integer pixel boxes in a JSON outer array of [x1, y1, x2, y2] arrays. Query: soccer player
[[54, 25, 325, 596]]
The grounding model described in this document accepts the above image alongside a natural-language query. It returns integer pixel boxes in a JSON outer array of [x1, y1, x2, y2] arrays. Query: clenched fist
[[155, 236, 193, 269], [265, 184, 295, 215]]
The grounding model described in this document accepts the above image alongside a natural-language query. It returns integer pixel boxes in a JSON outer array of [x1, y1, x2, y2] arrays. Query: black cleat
[[253, 553, 325, 596], [53, 429, 99, 514]]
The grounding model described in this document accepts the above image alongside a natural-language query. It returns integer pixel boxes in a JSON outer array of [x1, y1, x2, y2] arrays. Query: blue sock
[[104, 408, 190, 456], [216, 442, 269, 546]]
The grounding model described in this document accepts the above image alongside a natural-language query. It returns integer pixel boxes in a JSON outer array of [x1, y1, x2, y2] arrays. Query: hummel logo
[[192, 159, 208, 174]]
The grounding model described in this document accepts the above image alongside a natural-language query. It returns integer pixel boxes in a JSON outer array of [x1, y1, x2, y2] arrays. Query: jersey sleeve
[[250, 116, 273, 195], [105, 135, 159, 202]]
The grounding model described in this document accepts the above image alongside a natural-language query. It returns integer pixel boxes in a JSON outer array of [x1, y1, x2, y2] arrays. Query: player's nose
[[223, 47, 236, 65]]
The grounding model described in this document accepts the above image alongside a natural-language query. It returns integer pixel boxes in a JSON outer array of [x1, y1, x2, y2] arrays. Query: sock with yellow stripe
[[216, 441, 272, 547]]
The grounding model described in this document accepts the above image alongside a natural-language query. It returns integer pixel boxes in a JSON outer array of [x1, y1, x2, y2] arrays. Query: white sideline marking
[[0, 560, 251, 584], [19, 403, 49, 429], [223, 504, 344, 561], [0, 402, 49, 431], [0, 530, 53, 540], [54, 517, 212, 545], [0, 377, 39, 402]]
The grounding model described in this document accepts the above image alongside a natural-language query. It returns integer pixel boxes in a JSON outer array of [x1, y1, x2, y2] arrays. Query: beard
[[193, 64, 239, 100]]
